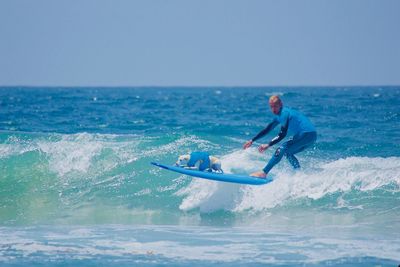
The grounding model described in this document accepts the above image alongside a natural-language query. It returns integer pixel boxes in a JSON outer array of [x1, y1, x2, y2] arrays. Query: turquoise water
[[0, 86, 399, 266]]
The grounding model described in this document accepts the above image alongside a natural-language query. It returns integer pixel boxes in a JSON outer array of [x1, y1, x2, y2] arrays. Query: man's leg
[[285, 132, 317, 169], [262, 145, 288, 174], [286, 154, 300, 169], [263, 132, 317, 173], [251, 132, 317, 177]]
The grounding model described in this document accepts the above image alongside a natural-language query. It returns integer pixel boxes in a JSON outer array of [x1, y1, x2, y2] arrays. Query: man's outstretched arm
[[268, 117, 289, 146], [252, 120, 279, 142], [243, 120, 278, 149]]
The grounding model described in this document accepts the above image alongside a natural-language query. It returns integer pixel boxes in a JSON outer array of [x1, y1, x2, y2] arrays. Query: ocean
[[0, 86, 399, 266]]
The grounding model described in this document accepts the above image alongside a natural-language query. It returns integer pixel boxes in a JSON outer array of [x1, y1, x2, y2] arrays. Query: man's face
[[269, 100, 282, 115]]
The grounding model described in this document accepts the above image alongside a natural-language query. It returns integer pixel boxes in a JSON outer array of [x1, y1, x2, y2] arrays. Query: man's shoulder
[[283, 106, 295, 112], [283, 107, 303, 117], [280, 107, 292, 117]]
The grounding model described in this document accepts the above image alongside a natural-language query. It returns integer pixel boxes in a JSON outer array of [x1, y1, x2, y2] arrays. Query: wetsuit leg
[[285, 131, 317, 169], [285, 143, 308, 169], [263, 132, 316, 173], [286, 154, 300, 169], [262, 144, 288, 174], [287, 132, 316, 153]]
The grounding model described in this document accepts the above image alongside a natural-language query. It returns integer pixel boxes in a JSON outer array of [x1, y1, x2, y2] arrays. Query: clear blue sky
[[0, 0, 399, 86]]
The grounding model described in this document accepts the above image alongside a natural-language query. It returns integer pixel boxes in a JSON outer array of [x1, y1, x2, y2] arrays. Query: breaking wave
[[0, 132, 399, 226]]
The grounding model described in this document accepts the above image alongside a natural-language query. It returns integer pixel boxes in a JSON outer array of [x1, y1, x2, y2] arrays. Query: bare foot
[[250, 171, 267, 178]]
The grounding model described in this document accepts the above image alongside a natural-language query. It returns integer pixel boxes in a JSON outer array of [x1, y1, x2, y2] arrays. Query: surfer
[[243, 95, 317, 178]]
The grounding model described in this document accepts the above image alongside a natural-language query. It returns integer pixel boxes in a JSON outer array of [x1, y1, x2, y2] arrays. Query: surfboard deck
[[151, 162, 272, 185]]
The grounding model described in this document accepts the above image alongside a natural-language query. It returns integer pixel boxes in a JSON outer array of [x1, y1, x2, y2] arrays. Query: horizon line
[[0, 84, 399, 88]]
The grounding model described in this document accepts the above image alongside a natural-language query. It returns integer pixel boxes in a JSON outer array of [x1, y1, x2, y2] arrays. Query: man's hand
[[258, 144, 269, 153], [243, 140, 253, 149]]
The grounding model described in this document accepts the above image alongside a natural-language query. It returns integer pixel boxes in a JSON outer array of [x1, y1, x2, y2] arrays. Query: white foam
[[176, 149, 264, 212], [0, 144, 12, 158], [0, 135, 38, 158], [178, 151, 400, 212], [1, 226, 399, 263], [143, 135, 218, 158], [34, 133, 141, 179], [38, 133, 104, 176], [1, 132, 223, 190]]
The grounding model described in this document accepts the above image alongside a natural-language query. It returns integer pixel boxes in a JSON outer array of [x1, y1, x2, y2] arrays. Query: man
[[243, 95, 317, 178]]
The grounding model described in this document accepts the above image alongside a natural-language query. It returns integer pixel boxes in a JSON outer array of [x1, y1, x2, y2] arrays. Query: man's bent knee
[[274, 147, 286, 157]]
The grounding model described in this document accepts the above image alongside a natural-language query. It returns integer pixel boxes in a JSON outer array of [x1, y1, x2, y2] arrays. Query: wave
[[178, 150, 400, 212], [0, 132, 399, 225]]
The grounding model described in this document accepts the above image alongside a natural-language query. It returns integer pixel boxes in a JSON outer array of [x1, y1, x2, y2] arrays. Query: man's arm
[[251, 120, 279, 142], [268, 116, 289, 146]]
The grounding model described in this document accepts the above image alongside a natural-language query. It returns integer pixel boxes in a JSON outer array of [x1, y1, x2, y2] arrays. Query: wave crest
[[178, 151, 400, 213]]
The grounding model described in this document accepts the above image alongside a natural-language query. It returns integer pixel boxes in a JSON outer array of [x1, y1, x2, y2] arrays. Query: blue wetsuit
[[187, 152, 211, 171], [251, 107, 317, 174]]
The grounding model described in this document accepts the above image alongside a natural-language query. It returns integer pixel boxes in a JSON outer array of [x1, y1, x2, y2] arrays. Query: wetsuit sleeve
[[268, 116, 289, 146], [251, 120, 279, 142]]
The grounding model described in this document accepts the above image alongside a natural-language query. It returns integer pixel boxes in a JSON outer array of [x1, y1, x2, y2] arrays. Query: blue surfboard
[[151, 162, 272, 185]]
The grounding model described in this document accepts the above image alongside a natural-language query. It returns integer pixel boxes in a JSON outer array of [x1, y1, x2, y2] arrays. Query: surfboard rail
[[151, 162, 272, 185]]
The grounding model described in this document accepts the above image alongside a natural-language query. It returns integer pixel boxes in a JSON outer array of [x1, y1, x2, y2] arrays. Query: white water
[[177, 149, 400, 212]]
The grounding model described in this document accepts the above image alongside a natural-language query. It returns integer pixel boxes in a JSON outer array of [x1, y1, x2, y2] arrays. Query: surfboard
[[151, 162, 272, 185]]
